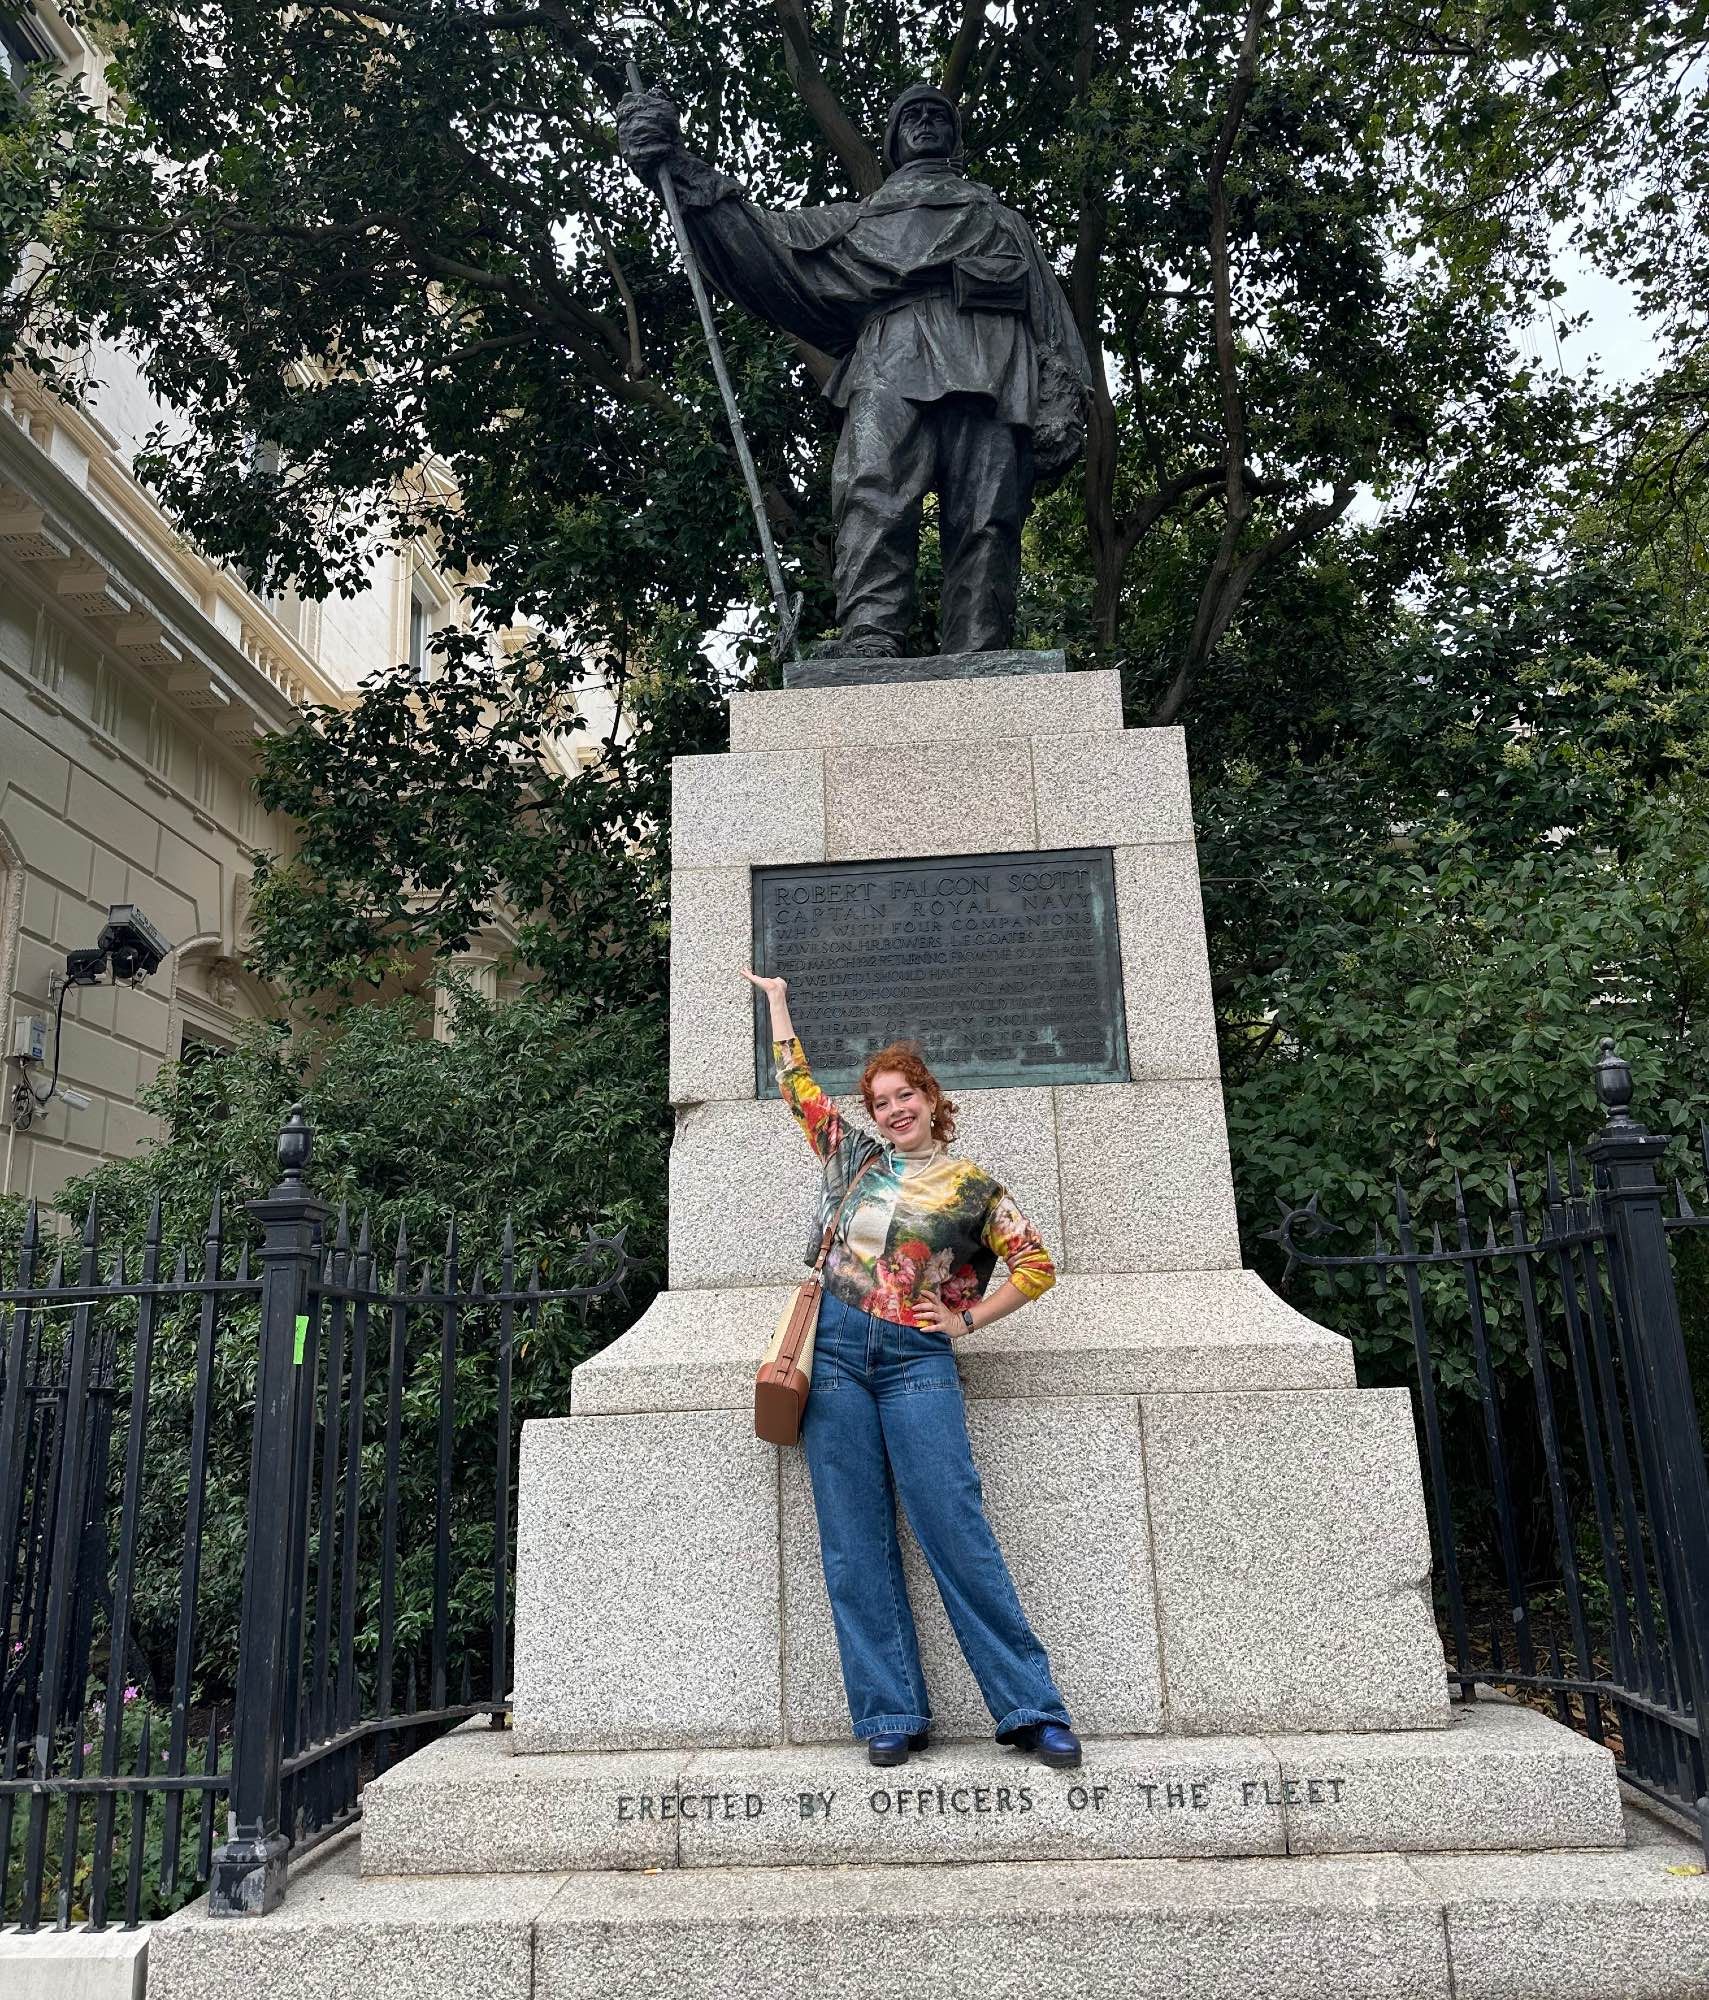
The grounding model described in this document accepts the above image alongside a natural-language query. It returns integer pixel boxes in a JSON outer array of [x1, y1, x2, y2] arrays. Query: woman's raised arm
[[742, 967, 795, 1043], [743, 968, 843, 1162]]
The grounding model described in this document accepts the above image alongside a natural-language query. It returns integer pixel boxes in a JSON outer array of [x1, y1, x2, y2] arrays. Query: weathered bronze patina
[[618, 82, 1091, 662], [752, 848, 1130, 1096]]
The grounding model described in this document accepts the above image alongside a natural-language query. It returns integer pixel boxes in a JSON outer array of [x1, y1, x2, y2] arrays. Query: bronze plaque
[[751, 848, 1130, 1097]]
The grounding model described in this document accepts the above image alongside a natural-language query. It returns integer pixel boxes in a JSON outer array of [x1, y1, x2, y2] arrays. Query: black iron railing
[[1274, 1040, 1709, 1854], [0, 1106, 631, 1929]]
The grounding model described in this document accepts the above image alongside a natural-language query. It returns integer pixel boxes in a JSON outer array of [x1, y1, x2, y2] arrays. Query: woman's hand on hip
[[916, 1294, 966, 1338]]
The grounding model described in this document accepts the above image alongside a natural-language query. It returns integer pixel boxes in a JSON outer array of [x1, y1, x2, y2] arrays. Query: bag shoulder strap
[[813, 1155, 882, 1274]]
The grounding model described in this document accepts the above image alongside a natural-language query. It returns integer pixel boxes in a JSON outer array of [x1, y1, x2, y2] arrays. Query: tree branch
[[773, 0, 883, 196], [942, 0, 985, 102]]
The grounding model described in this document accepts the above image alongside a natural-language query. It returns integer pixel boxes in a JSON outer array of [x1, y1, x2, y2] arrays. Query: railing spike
[[1544, 1151, 1563, 1206], [235, 1243, 252, 1284], [144, 1192, 164, 1248], [334, 1201, 352, 1253], [172, 1246, 189, 1284], [81, 1191, 101, 1247], [501, 1216, 516, 1255], [1430, 1222, 1445, 1256], [393, 1215, 410, 1259], [206, 1189, 223, 1239], [1566, 1144, 1585, 1198], [356, 1210, 372, 1255], [21, 1196, 39, 1251], [1503, 1163, 1523, 1215]]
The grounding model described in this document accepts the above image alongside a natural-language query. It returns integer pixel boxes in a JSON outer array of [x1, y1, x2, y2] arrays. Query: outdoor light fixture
[[7, 903, 175, 1130]]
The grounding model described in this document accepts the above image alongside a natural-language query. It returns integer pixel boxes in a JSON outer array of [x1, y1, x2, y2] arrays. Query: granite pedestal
[[514, 661, 1450, 1754]]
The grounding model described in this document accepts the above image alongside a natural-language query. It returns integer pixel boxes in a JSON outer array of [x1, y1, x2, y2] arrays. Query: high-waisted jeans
[[800, 1293, 1072, 1742]]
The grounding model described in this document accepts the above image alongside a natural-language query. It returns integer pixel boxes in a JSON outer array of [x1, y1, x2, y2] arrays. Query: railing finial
[[275, 1103, 312, 1187], [1593, 1037, 1640, 1133]]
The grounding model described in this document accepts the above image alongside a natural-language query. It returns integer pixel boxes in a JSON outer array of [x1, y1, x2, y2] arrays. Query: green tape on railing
[[294, 1313, 309, 1364]]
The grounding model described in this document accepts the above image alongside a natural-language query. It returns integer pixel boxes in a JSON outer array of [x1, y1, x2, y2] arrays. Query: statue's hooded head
[[883, 83, 962, 173]]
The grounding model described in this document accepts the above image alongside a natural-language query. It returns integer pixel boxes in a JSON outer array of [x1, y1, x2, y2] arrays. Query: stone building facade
[[0, 9, 612, 1209]]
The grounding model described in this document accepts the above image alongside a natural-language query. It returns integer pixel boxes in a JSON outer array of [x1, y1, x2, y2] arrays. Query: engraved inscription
[[611, 1770, 1354, 1836], [751, 847, 1130, 1096]]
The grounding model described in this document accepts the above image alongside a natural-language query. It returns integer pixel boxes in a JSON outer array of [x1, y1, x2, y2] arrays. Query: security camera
[[95, 904, 173, 983]]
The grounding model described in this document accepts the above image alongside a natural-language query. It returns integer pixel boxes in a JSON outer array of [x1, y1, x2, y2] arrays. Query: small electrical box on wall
[[10, 1015, 45, 1066]]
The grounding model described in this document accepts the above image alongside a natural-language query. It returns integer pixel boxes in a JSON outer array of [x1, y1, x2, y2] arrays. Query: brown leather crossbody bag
[[754, 1158, 880, 1446]]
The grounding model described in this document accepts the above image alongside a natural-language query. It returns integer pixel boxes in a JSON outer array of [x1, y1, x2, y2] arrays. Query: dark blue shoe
[[1007, 1721, 1081, 1768], [866, 1729, 930, 1768]]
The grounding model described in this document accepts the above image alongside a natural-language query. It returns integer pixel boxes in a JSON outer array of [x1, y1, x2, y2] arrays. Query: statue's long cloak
[[672, 155, 1092, 472]]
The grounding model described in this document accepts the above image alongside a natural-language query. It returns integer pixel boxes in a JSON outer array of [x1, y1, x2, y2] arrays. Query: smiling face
[[867, 1067, 937, 1152], [896, 97, 956, 163]]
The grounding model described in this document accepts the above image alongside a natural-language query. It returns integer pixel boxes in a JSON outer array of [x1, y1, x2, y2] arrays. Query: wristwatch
[[960, 1308, 976, 1332]]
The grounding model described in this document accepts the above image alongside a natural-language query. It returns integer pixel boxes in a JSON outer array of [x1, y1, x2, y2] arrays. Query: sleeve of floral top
[[982, 1188, 1057, 1301], [774, 1036, 845, 1163]]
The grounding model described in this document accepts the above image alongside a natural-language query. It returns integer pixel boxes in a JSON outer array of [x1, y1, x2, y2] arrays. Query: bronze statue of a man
[[617, 82, 1092, 658]]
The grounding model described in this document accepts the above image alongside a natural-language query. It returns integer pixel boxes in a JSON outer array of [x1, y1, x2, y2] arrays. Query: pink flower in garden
[[123, 1684, 140, 1704]]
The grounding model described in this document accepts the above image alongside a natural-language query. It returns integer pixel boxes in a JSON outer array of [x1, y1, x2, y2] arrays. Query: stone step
[[145, 1803, 1709, 2000], [357, 1700, 1622, 1879]]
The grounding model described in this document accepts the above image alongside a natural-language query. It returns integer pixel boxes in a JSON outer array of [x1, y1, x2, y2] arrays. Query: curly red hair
[[859, 1042, 958, 1144]]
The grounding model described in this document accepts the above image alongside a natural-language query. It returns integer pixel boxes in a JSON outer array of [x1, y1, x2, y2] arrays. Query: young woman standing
[[742, 968, 1081, 1771]]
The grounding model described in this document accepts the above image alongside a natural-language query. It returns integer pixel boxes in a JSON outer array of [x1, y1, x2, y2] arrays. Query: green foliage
[[34, 985, 668, 1710], [1195, 548, 1709, 1382]]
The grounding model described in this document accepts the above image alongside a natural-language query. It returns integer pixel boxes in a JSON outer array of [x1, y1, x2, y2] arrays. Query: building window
[[0, 14, 52, 90], [408, 584, 437, 679]]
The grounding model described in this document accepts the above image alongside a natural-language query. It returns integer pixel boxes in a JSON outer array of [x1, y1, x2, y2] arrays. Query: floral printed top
[[775, 1036, 1056, 1328]]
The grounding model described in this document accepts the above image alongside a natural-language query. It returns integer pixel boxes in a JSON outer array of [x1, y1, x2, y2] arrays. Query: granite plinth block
[[667, 1090, 1063, 1291], [676, 1736, 1281, 1868], [533, 1853, 1450, 2000], [668, 866, 754, 1105], [145, 1831, 557, 2000], [0, 1924, 150, 1999], [730, 670, 1121, 753], [1267, 1699, 1624, 1855], [1143, 1387, 1449, 1734], [1055, 1081, 1242, 1273], [568, 1270, 1354, 1418], [1412, 1845, 1709, 1999], [823, 736, 1036, 862], [1111, 841, 1220, 1081], [359, 1723, 689, 1875], [781, 1396, 1163, 1743], [670, 750, 824, 869], [511, 1410, 781, 1751], [570, 1286, 798, 1415], [1034, 726, 1194, 848], [783, 646, 1064, 690]]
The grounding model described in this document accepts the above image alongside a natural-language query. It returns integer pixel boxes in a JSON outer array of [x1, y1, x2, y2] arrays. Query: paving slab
[[533, 1851, 1450, 2000], [1408, 1844, 1709, 1999], [0, 1923, 148, 1999], [1265, 1698, 1624, 1854], [144, 1831, 564, 2000]]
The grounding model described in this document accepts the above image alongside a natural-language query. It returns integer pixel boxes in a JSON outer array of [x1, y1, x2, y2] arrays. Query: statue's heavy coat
[[673, 155, 1093, 486]]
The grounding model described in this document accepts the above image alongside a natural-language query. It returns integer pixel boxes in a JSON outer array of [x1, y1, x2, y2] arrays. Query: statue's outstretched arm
[[618, 91, 864, 356]]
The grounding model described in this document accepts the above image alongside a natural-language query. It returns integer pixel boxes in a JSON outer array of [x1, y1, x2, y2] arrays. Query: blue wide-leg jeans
[[800, 1293, 1072, 1742]]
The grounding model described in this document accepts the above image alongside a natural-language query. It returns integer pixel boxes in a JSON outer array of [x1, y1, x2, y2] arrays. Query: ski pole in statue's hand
[[623, 61, 802, 666]]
